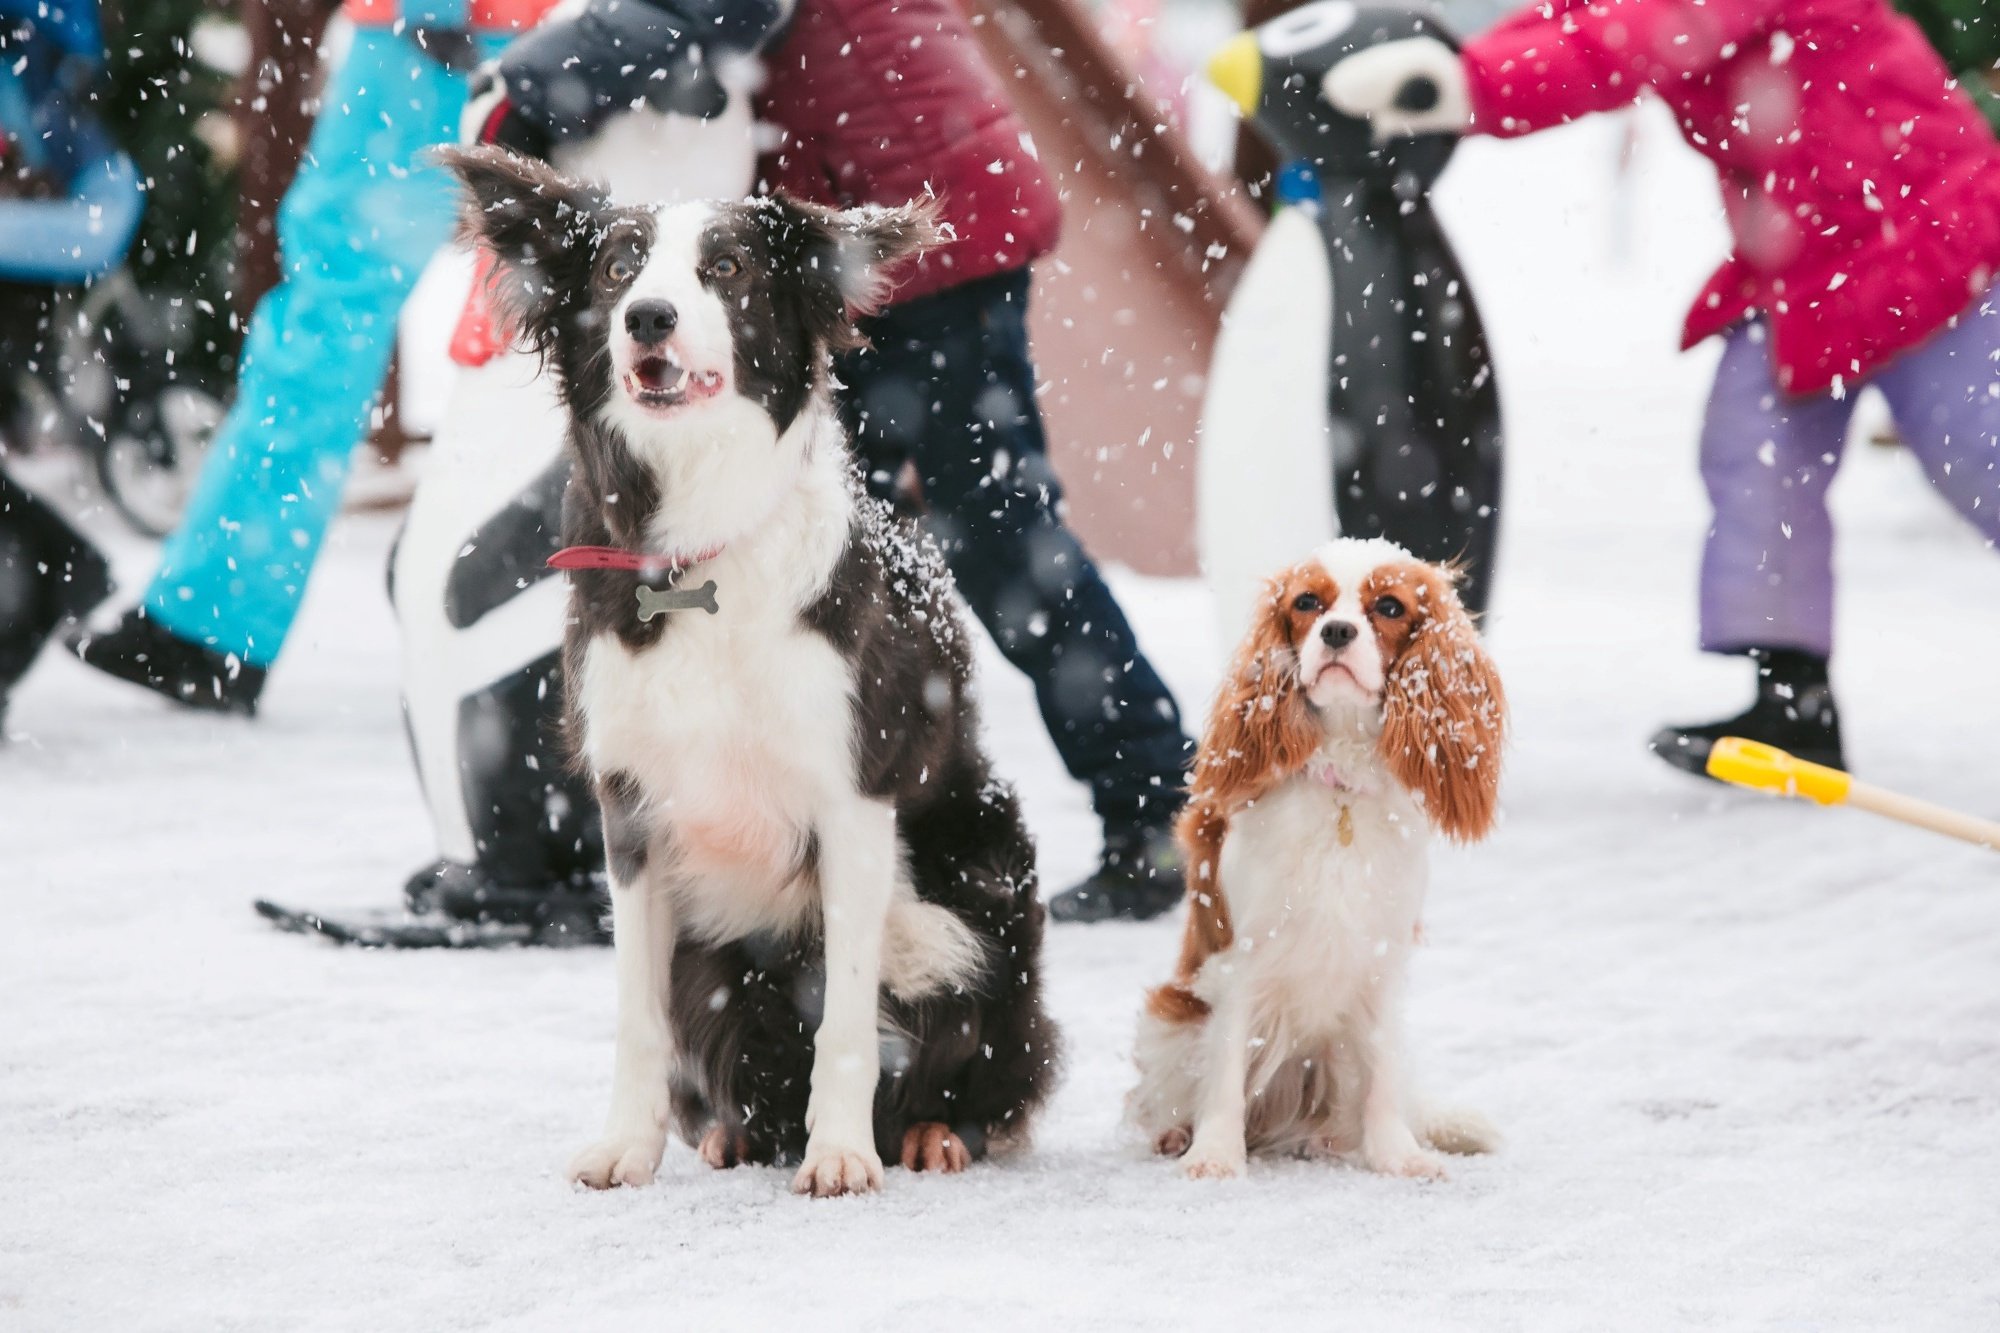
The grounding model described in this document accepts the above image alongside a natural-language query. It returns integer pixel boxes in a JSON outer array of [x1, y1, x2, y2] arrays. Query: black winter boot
[[1048, 822, 1188, 924], [1649, 648, 1845, 778], [68, 607, 266, 715]]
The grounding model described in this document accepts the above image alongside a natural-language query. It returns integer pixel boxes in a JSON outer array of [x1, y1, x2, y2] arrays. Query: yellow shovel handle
[[1707, 737, 2000, 852], [1705, 738, 1851, 805]]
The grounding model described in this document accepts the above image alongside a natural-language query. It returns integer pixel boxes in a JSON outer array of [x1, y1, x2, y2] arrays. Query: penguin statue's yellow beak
[[1207, 33, 1262, 117]]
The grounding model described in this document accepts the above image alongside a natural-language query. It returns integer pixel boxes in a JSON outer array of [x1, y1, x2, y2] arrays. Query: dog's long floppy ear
[[435, 144, 612, 360], [1377, 565, 1507, 843], [758, 194, 949, 351], [1189, 573, 1324, 816]]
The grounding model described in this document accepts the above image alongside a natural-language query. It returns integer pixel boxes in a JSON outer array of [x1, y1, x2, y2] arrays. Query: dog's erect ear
[[758, 195, 949, 351], [814, 198, 949, 316], [1377, 565, 1507, 843], [434, 145, 612, 358], [437, 143, 610, 260]]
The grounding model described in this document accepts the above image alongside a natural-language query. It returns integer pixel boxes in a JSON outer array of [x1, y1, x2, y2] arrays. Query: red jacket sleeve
[[1461, 0, 1787, 136]]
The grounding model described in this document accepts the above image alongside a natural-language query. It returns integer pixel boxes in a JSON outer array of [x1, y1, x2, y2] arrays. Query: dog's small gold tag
[[1337, 805, 1355, 848]]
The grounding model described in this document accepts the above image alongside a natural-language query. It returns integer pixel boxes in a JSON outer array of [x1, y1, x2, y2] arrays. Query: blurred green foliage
[[98, 0, 242, 383], [1898, 0, 2000, 133]]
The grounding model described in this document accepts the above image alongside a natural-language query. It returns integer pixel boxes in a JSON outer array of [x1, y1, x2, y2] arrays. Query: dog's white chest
[[1217, 777, 1429, 1007], [578, 592, 855, 933]]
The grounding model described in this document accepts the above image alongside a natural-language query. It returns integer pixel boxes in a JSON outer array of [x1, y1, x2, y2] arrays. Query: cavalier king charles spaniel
[[1131, 538, 1505, 1180]]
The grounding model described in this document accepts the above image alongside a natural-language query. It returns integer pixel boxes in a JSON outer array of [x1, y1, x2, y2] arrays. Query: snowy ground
[[7, 111, 2000, 1330]]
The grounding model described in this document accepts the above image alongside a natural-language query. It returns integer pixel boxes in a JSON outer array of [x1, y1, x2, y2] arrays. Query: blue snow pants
[[143, 28, 496, 666]]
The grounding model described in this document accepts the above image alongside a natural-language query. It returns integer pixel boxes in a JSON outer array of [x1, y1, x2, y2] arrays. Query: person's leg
[[1652, 320, 1853, 775], [1868, 287, 2000, 552], [836, 271, 1194, 919], [135, 30, 470, 673], [0, 468, 112, 727], [1695, 321, 1856, 659]]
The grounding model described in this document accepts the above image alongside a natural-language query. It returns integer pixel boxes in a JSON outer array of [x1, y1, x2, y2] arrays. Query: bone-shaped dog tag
[[635, 580, 719, 621]]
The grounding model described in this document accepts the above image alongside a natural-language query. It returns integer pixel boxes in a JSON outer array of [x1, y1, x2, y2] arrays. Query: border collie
[[440, 146, 1059, 1197]]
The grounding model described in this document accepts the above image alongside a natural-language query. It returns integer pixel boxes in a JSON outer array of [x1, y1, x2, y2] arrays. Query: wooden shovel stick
[[1842, 782, 2000, 851]]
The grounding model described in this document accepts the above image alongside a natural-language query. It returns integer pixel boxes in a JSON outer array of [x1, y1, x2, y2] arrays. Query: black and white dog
[[440, 147, 1058, 1196]]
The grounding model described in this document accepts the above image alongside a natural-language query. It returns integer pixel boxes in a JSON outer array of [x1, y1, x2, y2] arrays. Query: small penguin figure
[[1210, 0, 1503, 614]]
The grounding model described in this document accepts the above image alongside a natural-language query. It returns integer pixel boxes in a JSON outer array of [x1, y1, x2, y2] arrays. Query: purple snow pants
[[1699, 292, 2000, 656]]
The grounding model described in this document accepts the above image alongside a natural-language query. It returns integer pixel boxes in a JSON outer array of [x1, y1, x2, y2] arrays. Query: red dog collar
[[546, 544, 723, 573]]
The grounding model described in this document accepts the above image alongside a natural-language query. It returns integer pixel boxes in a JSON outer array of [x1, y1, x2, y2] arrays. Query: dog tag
[[635, 580, 719, 621]]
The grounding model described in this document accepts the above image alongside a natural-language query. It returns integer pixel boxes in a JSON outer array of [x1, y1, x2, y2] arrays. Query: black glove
[[411, 26, 484, 74], [464, 66, 553, 159], [496, 0, 788, 146]]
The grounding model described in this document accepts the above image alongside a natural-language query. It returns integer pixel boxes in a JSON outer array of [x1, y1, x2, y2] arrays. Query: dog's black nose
[[624, 300, 677, 345], [1321, 619, 1359, 649]]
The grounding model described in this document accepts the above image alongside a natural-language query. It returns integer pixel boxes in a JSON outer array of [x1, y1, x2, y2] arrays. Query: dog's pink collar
[[546, 543, 723, 574], [1308, 760, 1371, 795]]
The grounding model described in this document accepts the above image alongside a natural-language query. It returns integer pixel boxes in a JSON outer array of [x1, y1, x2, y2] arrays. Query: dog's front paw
[[1179, 1134, 1246, 1181], [792, 1137, 884, 1198], [1182, 1151, 1245, 1181], [568, 1132, 667, 1190], [1365, 1146, 1448, 1181]]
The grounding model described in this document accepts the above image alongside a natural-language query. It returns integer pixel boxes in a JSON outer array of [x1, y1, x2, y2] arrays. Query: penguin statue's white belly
[[1196, 203, 1339, 650]]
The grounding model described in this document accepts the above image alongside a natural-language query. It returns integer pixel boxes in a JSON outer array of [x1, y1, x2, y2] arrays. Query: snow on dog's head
[[438, 144, 942, 440]]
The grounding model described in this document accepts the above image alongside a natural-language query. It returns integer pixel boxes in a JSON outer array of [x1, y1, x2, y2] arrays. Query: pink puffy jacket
[[1464, 0, 2000, 392]]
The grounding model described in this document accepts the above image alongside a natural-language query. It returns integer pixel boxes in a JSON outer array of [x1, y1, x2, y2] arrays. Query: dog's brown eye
[[1291, 592, 1323, 614], [1373, 595, 1406, 619], [711, 255, 741, 279], [606, 257, 634, 284]]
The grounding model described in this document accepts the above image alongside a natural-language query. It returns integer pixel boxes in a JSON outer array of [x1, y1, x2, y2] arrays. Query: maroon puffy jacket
[[756, 0, 1062, 302]]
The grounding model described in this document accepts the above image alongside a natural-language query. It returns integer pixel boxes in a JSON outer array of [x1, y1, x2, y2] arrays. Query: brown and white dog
[[440, 147, 1059, 1197], [1130, 538, 1505, 1180]]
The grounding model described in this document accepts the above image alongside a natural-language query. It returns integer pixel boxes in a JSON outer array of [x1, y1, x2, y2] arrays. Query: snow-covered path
[[6, 114, 2000, 1330]]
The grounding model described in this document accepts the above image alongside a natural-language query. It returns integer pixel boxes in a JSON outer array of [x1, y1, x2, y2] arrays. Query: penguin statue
[[255, 54, 759, 948], [1203, 0, 1503, 623]]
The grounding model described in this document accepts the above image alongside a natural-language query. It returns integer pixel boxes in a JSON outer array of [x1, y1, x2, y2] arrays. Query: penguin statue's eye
[[1259, 0, 1358, 58]]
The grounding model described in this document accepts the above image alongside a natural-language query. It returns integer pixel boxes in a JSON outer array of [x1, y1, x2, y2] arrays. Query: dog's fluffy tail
[[1418, 1105, 1503, 1156]]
